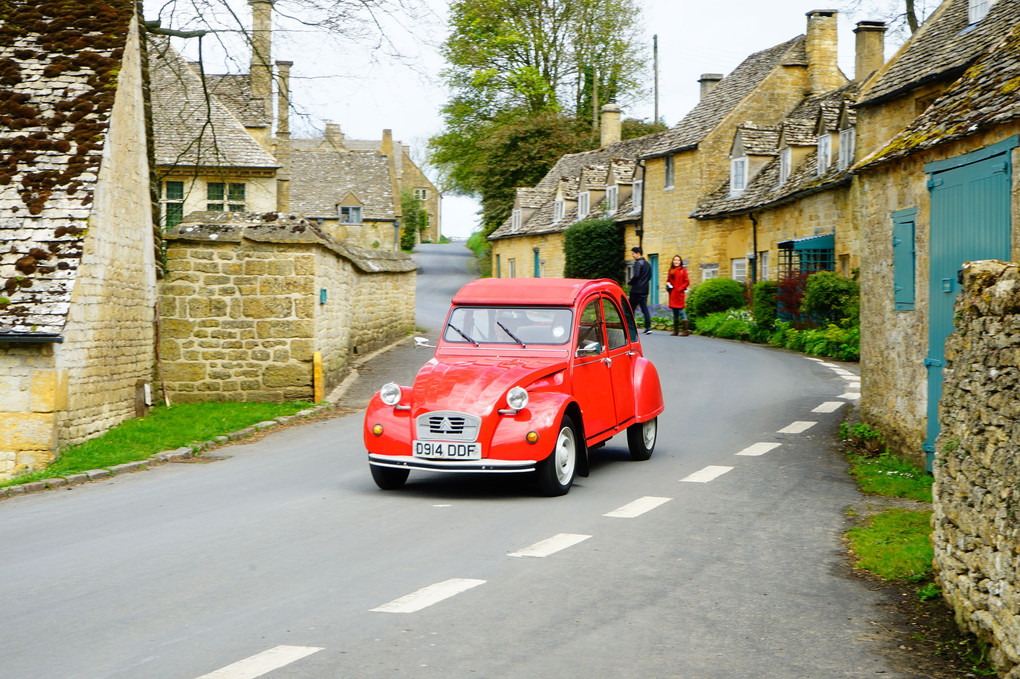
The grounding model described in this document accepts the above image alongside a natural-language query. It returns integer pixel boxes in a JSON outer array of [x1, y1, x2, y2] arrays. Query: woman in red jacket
[[666, 255, 690, 336]]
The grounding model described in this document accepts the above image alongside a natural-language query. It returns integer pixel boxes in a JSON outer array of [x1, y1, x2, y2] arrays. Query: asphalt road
[[0, 244, 908, 679]]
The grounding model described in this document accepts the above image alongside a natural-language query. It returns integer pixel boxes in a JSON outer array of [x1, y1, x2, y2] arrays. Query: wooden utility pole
[[654, 34, 659, 124]]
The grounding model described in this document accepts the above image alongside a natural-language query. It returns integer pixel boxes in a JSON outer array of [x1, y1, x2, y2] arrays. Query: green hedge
[[563, 218, 624, 282]]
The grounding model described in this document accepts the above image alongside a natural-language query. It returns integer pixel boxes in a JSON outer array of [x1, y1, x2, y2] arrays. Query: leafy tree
[[399, 188, 427, 251], [563, 218, 624, 282]]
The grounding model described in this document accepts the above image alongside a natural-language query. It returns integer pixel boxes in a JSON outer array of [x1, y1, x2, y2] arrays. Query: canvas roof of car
[[452, 278, 617, 306]]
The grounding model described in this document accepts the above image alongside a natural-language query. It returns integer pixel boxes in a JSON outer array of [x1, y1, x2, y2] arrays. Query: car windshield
[[444, 306, 573, 346]]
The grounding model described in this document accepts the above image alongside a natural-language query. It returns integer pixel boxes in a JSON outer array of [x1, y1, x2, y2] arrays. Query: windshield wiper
[[496, 322, 527, 348], [447, 322, 479, 346]]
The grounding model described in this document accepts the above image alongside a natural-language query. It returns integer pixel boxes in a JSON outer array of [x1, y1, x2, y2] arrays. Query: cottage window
[[729, 157, 747, 195], [702, 263, 719, 279], [969, 0, 994, 23], [207, 182, 245, 212], [838, 128, 856, 170], [778, 147, 791, 186], [507, 258, 516, 278], [892, 208, 917, 311], [605, 185, 618, 214], [554, 199, 565, 222], [340, 206, 362, 224], [632, 180, 643, 213], [731, 257, 748, 282], [163, 181, 184, 228], [664, 154, 675, 189], [758, 250, 770, 280], [413, 188, 429, 200], [511, 209, 522, 231], [816, 135, 831, 176], [578, 192, 590, 220]]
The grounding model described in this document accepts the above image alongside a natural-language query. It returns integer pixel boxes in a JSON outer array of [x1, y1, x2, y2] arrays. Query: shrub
[[563, 218, 624, 282], [751, 280, 779, 332], [802, 271, 859, 325], [687, 277, 746, 318]]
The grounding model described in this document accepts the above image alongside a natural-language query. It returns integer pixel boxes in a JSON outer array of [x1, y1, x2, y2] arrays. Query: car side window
[[620, 294, 638, 342], [575, 300, 604, 354], [601, 297, 628, 350]]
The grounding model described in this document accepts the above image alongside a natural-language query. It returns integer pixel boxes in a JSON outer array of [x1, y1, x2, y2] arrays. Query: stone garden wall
[[934, 260, 1020, 679], [160, 212, 416, 403]]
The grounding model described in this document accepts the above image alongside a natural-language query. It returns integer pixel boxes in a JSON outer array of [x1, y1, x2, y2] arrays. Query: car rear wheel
[[627, 417, 656, 461], [537, 415, 578, 496], [371, 464, 409, 490]]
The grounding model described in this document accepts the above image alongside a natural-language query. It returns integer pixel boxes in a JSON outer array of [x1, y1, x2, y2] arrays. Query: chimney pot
[[600, 101, 622, 147], [853, 20, 886, 81], [698, 73, 723, 100], [805, 9, 841, 94]]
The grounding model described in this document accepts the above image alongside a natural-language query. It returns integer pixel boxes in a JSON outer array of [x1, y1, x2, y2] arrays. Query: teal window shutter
[[892, 208, 917, 311]]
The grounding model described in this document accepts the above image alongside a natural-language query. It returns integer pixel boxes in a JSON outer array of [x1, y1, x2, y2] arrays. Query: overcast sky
[[151, 0, 913, 239]]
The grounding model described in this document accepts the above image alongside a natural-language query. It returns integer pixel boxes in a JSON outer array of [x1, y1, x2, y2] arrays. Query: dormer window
[[605, 185, 618, 214], [511, 209, 522, 231], [838, 128, 855, 170], [578, 192, 590, 220], [969, 0, 994, 23], [632, 180, 643, 213], [729, 157, 747, 195], [816, 135, 831, 176], [778, 147, 791, 186], [554, 199, 565, 222], [339, 205, 362, 224]]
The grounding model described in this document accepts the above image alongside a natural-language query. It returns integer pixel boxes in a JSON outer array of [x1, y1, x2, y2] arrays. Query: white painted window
[[507, 258, 516, 278], [817, 135, 831, 176], [605, 185, 618, 214], [759, 250, 770, 280], [632, 180, 643, 213], [730, 157, 747, 195], [731, 257, 747, 282], [664, 154, 675, 189], [779, 147, 791, 186], [554, 199, 565, 222], [511, 209, 521, 231], [969, 0, 994, 23], [339, 206, 362, 224], [413, 188, 429, 200], [838, 128, 856, 170], [578, 192, 590, 220], [702, 263, 719, 279]]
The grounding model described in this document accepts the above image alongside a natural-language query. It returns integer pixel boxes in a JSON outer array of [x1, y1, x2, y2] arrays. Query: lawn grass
[[848, 453, 934, 503], [1, 400, 314, 488], [845, 508, 935, 581]]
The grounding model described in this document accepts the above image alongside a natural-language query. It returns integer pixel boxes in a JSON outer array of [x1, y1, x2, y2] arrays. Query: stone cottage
[[0, 0, 158, 478], [853, 0, 1020, 470]]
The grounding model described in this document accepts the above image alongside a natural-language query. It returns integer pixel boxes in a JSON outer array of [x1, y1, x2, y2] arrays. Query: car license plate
[[413, 440, 482, 460]]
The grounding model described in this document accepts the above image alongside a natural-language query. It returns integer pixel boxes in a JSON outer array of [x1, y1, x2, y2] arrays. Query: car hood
[[412, 355, 567, 415]]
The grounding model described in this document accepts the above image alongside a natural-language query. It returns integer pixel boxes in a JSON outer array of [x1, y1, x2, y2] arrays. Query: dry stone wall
[[160, 212, 415, 403], [934, 260, 1020, 679]]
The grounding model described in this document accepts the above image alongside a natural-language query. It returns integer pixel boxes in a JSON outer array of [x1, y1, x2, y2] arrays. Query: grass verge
[[1, 401, 314, 488]]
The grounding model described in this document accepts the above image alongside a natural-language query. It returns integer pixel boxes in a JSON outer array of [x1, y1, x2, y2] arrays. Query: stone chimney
[[600, 100, 622, 147], [805, 9, 841, 94], [275, 60, 292, 212], [324, 122, 344, 149], [249, 0, 274, 122], [698, 73, 723, 100], [381, 128, 394, 157], [854, 20, 886, 82]]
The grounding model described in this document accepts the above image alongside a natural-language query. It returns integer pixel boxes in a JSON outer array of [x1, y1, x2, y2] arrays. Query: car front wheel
[[537, 415, 578, 496], [371, 464, 409, 490], [627, 417, 656, 461]]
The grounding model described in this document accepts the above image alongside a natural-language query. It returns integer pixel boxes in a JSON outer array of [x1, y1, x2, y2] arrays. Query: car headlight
[[506, 386, 529, 411], [379, 382, 402, 406]]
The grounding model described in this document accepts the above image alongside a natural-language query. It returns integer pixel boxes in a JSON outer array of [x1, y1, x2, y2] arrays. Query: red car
[[364, 278, 665, 495]]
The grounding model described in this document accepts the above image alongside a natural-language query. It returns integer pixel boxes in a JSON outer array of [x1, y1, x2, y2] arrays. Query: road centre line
[[812, 401, 845, 413], [736, 442, 781, 457], [604, 496, 672, 518], [778, 421, 817, 434], [196, 645, 323, 679], [680, 465, 733, 483], [371, 578, 486, 613], [840, 391, 861, 400], [508, 533, 591, 558]]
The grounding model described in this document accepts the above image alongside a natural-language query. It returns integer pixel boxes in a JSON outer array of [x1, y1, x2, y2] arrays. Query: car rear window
[[444, 306, 573, 345]]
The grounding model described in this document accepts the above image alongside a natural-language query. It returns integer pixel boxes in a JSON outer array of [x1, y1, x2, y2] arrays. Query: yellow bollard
[[313, 351, 324, 403]]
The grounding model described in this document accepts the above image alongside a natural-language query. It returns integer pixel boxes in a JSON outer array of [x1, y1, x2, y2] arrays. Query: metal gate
[[923, 136, 1016, 468]]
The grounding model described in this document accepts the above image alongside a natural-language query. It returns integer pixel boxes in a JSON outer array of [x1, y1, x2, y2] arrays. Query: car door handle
[[603, 357, 612, 367]]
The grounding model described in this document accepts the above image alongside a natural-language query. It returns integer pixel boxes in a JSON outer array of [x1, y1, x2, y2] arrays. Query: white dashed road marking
[[680, 465, 733, 483], [604, 496, 672, 518], [778, 421, 817, 434], [196, 645, 323, 679], [508, 533, 591, 558], [812, 401, 845, 413], [736, 442, 782, 457], [371, 578, 486, 613]]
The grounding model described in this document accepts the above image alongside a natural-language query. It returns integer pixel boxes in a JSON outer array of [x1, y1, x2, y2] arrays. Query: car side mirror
[[576, 340, 602, 357], [413, 336, 434, 349]]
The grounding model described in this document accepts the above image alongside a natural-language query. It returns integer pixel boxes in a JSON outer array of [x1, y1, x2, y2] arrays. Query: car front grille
[[416, 411, 481, 442]]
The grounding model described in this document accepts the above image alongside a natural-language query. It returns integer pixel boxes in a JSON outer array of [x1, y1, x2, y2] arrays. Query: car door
[[571, 297, 617, 439], [601, 295, 637, 428]]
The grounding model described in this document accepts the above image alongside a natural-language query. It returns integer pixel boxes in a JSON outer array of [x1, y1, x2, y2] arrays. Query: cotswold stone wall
[[934, 260, 1020, 679], [160, 213, 415, 403]]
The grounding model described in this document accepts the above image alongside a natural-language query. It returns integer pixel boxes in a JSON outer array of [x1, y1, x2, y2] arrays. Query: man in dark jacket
[[629, 246, 652, 334]]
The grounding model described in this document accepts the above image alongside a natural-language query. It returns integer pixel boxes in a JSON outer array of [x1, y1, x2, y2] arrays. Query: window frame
[[838, 128, 855, 171], [663, 154, 675, 190], [779, 147, 791, 186], [162, 180, 184, 228], [817, 135, 831, 176], [339, 205, 363, 224], [729, 157, 747, 195], [577, 192, 590, 220]]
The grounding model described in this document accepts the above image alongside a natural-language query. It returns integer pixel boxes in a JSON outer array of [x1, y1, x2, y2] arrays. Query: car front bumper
[[368, 453, 538, 474]]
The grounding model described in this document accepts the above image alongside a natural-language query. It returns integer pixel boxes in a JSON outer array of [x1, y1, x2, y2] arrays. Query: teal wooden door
[[923, 137, 1016, 468], [648, 254, 659, 306]]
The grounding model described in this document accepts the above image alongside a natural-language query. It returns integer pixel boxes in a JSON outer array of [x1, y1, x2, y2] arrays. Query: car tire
[[537, 415, 578, 496], [627, 417, 657, 461], [371, 464, 409, 490]]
